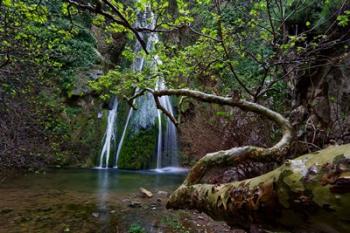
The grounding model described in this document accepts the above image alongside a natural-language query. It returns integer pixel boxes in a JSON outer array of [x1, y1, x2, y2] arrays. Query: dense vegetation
[[0, 0, 105, 168], [1, 1, 350, 231], [0, 0, 349, 166], [2, 0, 349, 169]]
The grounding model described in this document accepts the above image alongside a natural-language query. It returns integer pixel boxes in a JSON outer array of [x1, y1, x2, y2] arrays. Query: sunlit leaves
[[0, 0, 98, 96], [76, 0, 348, 104], [3, 0, 12, 7], [337, 11, 350, 27], [89, 66, 152, 100], [62, 2, 78, 16], [92, 15, 105, 26]]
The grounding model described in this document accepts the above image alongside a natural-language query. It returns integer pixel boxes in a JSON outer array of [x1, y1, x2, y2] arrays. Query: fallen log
[[167, 144, 350, 232]]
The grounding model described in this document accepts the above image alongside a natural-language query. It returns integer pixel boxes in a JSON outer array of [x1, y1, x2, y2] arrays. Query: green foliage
[[87, 0, 349, 121], [2, 0, 349, 168], [127, 223, 146, 233], [89, 67, 143, 101], [87, 0, 278, 98], [337, 11, 350, 27], [160, 215, 190, 233], [0, 0, 103, 167], [1, 0, 97, 81]]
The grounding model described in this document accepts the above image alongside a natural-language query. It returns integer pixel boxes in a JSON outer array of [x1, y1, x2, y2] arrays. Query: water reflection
[[97, 170, 110, 228], [0, 168, 186, 194], [0, 168, 187, 232]]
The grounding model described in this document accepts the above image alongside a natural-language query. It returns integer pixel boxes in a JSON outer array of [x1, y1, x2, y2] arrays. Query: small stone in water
[[140, 187, 153, 198], [92, 212, 99, 218]]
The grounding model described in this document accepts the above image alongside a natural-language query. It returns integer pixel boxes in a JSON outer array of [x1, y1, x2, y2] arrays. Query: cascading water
[[98, 99, 118, 168], [99, 5, 180, 170], [114, 107, 133, 168], [156, 80, 179, 170], [114, 9, 158, 168]]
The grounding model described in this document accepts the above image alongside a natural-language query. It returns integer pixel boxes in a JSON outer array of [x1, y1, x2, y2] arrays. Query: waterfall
[[114, 9, 155, 168], [162, 96, 179, 166], [99, 5, 180, 170], [98, 99, 118, 168], [156, 80, 179, 169], [114, 107, 133, 168], [156, 109, 162, 168]]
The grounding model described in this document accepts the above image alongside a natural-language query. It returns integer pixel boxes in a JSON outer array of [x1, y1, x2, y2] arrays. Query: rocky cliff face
[[290, 54, 350, 154], [0, 21, 129, 169]]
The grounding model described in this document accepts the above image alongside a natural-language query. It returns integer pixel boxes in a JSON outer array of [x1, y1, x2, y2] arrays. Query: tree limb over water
[[146, 88, 350, 232]]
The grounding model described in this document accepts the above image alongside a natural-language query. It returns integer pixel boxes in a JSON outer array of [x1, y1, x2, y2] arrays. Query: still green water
[[0, 169, 188, 233], [1, 168, 186, 193]]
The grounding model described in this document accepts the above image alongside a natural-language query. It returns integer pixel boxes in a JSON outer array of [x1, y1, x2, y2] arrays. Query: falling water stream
[[99, 6, 180, 170], [98, 99, 118, 168], [155, 79, 179, 171]]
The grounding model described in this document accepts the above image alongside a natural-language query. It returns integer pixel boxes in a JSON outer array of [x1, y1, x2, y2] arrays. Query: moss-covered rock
[[117, 125, 158, 169]]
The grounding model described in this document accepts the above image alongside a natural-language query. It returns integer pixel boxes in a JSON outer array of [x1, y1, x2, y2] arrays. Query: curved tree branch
[[152, 94, 178, 126], [150, 88, 293, 186], [152, 88, 293, 152], [123, 89, 146, 110], [65, 0, 148, 54], [151, 91, 349, 232], [101, 0, 148, 54]]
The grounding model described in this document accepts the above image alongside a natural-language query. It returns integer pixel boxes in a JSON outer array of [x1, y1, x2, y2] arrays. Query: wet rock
[[157, 190, 168, 196], [0, 208, 13, 214], [150, 201, 161, 209], [36, 216, 49, 221], [88, 69, 103, 80], [92, 212, 99, 218], [19, 216, 31, 222], [36, 207, 52, 212], [140, 187, 153, 198], [128, 201, 142, 208]]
